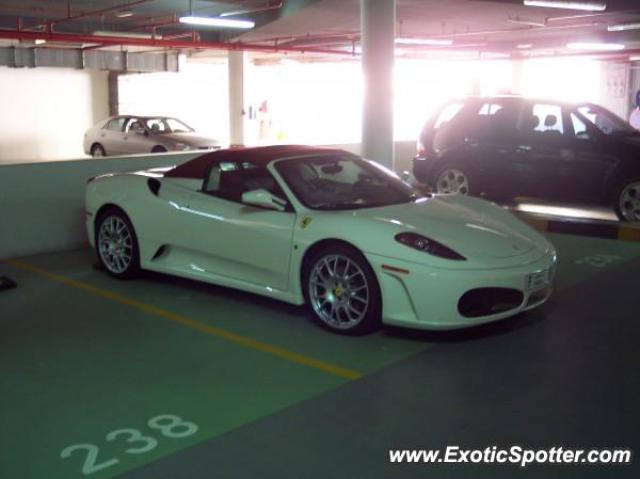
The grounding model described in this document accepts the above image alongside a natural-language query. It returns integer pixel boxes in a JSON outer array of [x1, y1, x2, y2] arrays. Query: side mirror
[[241, 189, 286, 211]]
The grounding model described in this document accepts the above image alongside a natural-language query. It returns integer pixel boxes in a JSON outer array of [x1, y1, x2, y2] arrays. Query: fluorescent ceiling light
[[517, 43, 533, 49], [523, 1, 606, 11], [567, 42, 624, 50], [94, 30, 161, 39], [395, 38, 453, 46], [508, 17, 547, 27], [115, 10, 134, 18], [608, 22, 640, 32], [629, 55, 640, 61], [34, 39, 46, 45], [179, 16, 255, 29]]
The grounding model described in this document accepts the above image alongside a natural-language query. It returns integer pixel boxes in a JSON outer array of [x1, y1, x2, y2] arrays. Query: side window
[[532, 104, 563, 135], [125, 118, 145, 133], [570, 113, 590, 140], [466, 101, 518, 139], [105, 118, 125, 132], [203, 161, 287, 205], [478, 103, 503, 116], [146, 118, 167, 133], [434, 102, 464, 129]]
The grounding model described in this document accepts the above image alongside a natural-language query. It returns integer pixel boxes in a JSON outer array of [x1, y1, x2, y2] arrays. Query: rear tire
[[433, 163, 476, 196], [302, 244, 381, 335], [613, 178, 640, 223], [95, 208, 140, 279], [91, 144, 106, 158]]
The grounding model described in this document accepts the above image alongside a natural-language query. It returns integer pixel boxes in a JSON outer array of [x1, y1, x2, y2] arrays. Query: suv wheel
[[434, 165, 472, 195], [614, 179, 640, 222]]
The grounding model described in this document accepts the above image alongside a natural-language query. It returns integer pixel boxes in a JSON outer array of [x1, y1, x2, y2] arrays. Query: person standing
[[629, 90, 640, 130]]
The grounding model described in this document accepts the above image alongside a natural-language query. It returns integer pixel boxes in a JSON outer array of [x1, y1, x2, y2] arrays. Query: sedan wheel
[[91, 144, 106, 158], [305, 247, 381, 334], [436, 168, 470, 195], [617, 180, 640, 222], [96, 210, 140, 278]]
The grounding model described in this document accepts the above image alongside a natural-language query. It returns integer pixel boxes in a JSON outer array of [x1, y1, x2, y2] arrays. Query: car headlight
[[395, 232, 466, 260]]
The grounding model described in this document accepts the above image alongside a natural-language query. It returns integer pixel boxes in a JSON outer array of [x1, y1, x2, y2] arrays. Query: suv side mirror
[[241, 189, 286, 211]]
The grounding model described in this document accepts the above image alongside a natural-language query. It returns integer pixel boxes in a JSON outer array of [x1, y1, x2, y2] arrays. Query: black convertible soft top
[[165, 145, 349, 179]]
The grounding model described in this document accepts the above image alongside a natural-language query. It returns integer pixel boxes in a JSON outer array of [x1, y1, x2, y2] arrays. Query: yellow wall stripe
[[618, 225, 640, 242], [6, 260, 363, 381]]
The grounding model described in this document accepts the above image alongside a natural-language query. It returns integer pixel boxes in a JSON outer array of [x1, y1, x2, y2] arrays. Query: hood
[[157, 132, 220, 147], [353, 195, 541, 259]]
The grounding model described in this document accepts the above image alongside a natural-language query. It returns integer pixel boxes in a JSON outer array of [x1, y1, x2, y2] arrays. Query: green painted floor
[[0, 232, 639, 478]]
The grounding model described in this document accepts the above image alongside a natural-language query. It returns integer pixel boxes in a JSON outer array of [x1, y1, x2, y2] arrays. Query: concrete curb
[[511, 210, 640, 242]]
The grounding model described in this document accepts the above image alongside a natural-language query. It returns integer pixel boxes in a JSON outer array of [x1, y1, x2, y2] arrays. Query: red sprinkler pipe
[[0, 29, 358, 56]]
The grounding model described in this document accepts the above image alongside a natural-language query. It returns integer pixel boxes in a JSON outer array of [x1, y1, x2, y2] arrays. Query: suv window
[[570, 112, 590, 140], [105, 118, 125, 132], [466, 100, 519, 138], [519, 103, 564, 140], [203, 161, 287, 205], [434, 102, 464, 129]]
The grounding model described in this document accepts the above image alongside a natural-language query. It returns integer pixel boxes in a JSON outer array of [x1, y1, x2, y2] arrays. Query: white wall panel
[[0, 67, 109, 162]]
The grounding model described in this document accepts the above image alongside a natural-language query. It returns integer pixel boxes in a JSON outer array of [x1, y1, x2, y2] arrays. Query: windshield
[[576, 104, 637, 136], [144, 118, 194, 134], [275, 155, 420, 210]]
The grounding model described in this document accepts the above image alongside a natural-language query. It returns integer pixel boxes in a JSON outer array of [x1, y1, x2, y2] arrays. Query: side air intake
[[148, 178, 161, 196]]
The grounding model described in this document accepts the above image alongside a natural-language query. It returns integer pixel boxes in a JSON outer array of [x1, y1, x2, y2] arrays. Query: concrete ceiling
[[0, 0, 639, 60]]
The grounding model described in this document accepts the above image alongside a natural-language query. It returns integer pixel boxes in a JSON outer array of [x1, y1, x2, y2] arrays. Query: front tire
[[614, 178, 640, 222], [152, 146, 167, 153], [95, 208, 140, 279], [302, 244, 381, 335], [91, 144, 106, 158]]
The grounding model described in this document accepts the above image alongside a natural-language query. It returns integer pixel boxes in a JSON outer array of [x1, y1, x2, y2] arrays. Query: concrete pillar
[[228, 50, 246, 147], [361, 0, 395, 169], [511, 57, 525, 95]]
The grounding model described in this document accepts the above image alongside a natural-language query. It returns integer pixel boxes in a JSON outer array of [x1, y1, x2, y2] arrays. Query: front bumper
[[367, 251, 557, 330]]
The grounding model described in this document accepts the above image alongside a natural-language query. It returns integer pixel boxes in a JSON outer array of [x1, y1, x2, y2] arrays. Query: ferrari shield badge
[[300, 217, 313, 229]]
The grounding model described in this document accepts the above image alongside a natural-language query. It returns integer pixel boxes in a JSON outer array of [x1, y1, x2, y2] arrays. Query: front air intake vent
[[458, 288, 524, 318]]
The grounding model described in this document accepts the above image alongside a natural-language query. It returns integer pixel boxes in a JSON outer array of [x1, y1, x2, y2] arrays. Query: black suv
[[413, 96, 640, 222]]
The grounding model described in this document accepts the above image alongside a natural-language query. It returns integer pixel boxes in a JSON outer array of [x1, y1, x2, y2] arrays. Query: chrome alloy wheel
[[308, 254, 369, 330], [619, 181, 640, 222], [98, 215, 133, 274], [436, 168, 469, 195]]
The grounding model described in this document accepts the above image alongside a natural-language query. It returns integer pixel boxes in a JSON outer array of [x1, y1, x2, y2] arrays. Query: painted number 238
[[60, 414, 198, 475]]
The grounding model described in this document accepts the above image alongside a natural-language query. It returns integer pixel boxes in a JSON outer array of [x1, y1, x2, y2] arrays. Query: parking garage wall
[[0, 153, 199, 260], [0, 142, 414, 260], [0, 67, 109, 162]]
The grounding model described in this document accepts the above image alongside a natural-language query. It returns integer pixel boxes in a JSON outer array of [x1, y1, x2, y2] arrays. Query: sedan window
[[105, 118, 125, 132]]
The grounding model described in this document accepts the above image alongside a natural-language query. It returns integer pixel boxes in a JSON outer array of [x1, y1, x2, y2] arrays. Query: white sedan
[[85, 145, 557, 334]]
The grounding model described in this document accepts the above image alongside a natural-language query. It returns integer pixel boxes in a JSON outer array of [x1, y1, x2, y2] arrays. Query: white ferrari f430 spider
[[86, 145, 557, 334]]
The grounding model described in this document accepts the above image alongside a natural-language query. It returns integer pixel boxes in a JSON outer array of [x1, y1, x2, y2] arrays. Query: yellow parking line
[[6, 260, 363, 381]]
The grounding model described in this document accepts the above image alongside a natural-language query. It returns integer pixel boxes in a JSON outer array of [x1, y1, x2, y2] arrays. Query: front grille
[[458, 288, 524, 318]]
